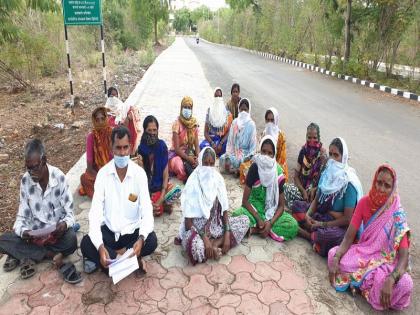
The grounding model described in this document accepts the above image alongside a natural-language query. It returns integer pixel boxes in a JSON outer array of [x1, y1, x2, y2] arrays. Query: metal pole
[[100, 24, 107, 96], [64, 25, 74, 104]]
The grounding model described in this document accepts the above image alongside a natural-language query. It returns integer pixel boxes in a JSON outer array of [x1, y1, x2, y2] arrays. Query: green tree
[[173, 8, 191, 32]]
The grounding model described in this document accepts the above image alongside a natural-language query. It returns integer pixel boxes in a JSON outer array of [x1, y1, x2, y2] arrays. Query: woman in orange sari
[[79, 107, 113, 198]]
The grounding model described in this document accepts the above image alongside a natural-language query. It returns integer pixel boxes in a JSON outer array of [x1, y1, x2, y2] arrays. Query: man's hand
[[21, 230, 32, 242], [132, 238, 144, 257], [99, 245, 111, 269], [53, 222, 67, 238]]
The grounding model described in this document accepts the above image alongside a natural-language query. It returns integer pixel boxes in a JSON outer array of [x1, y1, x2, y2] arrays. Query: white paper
[[108, 248, 139, 284], [28, 225, 56, 237]]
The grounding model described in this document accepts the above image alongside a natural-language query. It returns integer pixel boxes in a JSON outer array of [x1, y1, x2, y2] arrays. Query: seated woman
[[178, 147, 249, 265], [79, 107, 113, 198], [328, 165, 412, 311], [168, 96, 200, 182], [138, 115, 180, 217], [105, 86, 141, 155], [199, 87, 233, 157], [232, 136, 298, 241], [294, 137, 363, 257], [220, 98, 257, 177], [226, 83, 241, 119], [261, 107, 289, 180], [284, 122, 327, 209]]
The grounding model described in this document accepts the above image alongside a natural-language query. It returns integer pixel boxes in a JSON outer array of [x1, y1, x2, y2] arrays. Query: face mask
[[144, 132, 158, 146], [182, 108, 192, 119], [114, 155, 130, 169], [238, 111, 249, 120], [265, 122, 279, 135], [307, 139, 320, 147]]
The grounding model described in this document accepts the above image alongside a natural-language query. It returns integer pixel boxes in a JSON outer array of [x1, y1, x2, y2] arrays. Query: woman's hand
[[309, 188, 317, 202], [328, 255, 341, 287], [302, 190, 309, 201], [380, 276, 394, 309], [203, 236, 213, 259], [222, 231, 231, 254], [256, 217, 265, 230], [261, 221, 272, 238]]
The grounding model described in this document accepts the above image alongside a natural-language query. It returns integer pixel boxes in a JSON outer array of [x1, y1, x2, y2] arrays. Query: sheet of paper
[[108, 248, 139, 284], [28, 225, 56, 237]]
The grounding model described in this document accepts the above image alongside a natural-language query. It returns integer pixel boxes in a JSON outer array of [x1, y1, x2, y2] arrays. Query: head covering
[[105, 93, 130, 124], [91, 107, 112, 169], [299, 123, 323, 189], [318, 137, 363, 205], [181, 147, 229, 219], [236, 98, 252, 130], [138, 117, 168, 193], [179, 96, 198, 150], [368, 164, 397, 213], [253, 135, 279, 220], [263, 107, 280, 144], [209, 87, 228, 130]]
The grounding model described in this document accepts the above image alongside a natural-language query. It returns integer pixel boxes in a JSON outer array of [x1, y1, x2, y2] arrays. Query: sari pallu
[[328, 195, 412, 310]]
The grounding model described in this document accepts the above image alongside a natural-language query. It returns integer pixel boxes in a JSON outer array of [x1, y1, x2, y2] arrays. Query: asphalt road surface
[[185, 37, 420, 244]]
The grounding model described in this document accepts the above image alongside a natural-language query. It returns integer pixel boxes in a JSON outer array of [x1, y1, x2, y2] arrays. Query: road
[[185, 37, 420, 242]]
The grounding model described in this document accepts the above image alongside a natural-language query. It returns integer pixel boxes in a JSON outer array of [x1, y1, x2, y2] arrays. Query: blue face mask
[[114, 155, 130, 169], [182, 108, 192, 119]]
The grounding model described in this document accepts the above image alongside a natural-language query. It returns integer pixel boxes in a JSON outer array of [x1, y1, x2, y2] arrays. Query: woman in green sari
[[233, 136, 298, 241]]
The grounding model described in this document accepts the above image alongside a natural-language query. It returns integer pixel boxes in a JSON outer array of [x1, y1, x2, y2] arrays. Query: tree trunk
[[154, 15, 158, 45], [344, 0, 352, 63]]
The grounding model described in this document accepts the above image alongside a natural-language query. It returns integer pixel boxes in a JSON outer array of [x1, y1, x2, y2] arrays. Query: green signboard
[[63, 0, 102, 26]]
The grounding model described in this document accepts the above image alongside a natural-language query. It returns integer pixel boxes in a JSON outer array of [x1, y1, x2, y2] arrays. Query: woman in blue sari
[[220, 98, 257, 177]]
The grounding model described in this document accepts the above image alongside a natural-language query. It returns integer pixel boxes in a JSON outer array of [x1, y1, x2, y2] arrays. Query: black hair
[[330, 138, 343, 155], [24, 139, 46, 160], [239, 98, 250, 110], [142, 115, 159, 131], [265, 110, 274, 120], [231, 83, 240, 94], [107, 86, 118, 97], [214, 88, 223, 97], [307, 122, 320, 140], [261, 138, 275, 154], [111, 126, 131, 145]]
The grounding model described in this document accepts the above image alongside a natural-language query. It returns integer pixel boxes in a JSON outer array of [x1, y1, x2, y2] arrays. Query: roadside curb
[[200, 38, 420, 102]]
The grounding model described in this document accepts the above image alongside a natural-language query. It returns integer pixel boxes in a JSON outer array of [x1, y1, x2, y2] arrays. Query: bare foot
[[52, 253, 63, 268], [135, 258, 147, 278]]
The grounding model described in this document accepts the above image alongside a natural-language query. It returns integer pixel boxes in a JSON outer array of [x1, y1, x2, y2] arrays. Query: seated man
[[0, 139, 80, 283], [81, 126, 157, 275]]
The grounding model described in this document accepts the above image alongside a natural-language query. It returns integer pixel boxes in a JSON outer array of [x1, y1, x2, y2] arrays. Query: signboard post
[[62, 0, 107, 105]]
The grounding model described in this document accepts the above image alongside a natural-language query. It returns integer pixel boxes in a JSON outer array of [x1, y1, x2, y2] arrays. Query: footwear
[[20, 259, 36, 279], [3, 256, 19, 272], [83, 258, 98, 274], [59, 262, 82, 284]]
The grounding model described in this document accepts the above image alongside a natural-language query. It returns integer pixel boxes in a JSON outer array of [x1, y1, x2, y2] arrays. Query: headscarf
[[253, 135, 279, 220], [300, 123, 323, 189], [208, 87, 228, 130], [178, 96, 198, 151], [263, 107, 280, 145], [181, 147, 229, 219], [318, 137, 363, 205], [236, 98, 252, 130], [91, 107, 112, 169], [138, 116, 169, 193], [368, 164, 397, 213], [105, 92, 130, 124]]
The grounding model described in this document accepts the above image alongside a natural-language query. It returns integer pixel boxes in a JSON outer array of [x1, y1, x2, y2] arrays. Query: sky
[[171, 0, 228, 11]]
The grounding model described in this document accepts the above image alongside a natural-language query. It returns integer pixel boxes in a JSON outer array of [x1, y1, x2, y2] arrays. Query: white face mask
[[182, 108, 192, 119], [114, 155, 130, 169], [238, 111, 249, 119]]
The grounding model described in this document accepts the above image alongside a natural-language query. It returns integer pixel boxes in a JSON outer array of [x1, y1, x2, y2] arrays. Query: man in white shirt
[[81, 126, 157, 274], [0, 139, 79, 282]]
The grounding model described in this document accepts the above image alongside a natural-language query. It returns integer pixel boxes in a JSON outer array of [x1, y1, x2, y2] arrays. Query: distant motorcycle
[[196, 38, 199, 44]]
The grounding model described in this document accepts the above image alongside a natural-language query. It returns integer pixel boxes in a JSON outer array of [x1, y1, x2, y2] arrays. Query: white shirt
[[88, 159, 154, 250], [14, 164, 75, 237]]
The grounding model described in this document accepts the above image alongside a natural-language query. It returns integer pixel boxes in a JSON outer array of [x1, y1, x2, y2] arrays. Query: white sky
[[172, 0, 228, 11]]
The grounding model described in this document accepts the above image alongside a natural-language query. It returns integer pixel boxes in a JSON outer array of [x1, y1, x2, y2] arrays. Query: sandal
[[3, 256, 19, 272], [59, 262, 82, 284], [20, 259, 36, 279]]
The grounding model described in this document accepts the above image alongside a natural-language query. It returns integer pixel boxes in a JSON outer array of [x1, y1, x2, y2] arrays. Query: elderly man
[[81, 126, 157, 275], [0, 139, 80, 283]]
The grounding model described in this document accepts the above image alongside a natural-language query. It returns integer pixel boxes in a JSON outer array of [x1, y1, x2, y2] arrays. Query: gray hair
[[202, 147, 216, 163], [24, 139, 45, 160]]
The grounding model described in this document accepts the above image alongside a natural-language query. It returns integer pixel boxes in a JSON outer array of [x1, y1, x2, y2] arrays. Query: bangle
[[224, 224, 231, 232], [322, 221, 328, 228], [334, 252, 341, 261]]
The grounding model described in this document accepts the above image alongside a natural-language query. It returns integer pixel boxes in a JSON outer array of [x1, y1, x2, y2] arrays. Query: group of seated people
[[0, 83, 413, 311]]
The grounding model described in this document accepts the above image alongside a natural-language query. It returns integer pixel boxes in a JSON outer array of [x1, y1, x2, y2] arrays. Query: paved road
[[186, 37, 420, 242]]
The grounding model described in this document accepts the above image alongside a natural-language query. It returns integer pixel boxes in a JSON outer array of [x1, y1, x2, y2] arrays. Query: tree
[[344, 0, 352, 62], [173, 8, 191, 32], [150, 0, 169, 45]]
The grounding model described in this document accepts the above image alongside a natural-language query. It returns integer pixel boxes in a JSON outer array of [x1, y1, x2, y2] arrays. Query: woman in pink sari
[[328, 164, 412, 311]]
